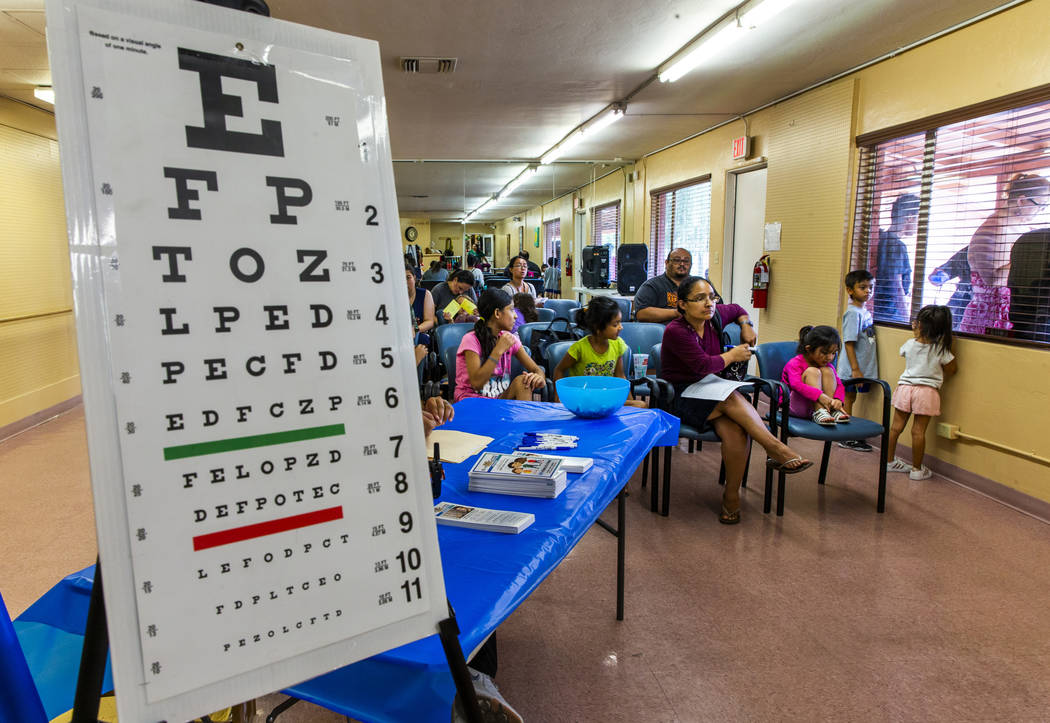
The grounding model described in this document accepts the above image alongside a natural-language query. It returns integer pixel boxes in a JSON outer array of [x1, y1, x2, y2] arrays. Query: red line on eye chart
[[192, 506, 344, 551]]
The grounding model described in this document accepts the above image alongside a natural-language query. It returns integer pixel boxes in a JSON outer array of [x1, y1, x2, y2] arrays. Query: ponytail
[[475, 288, 512, 360], [797, 325, 840, 355], [575, 296, 619, 334]]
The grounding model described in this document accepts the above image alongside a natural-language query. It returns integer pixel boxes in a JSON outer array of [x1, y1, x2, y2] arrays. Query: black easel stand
[[71, 557, 108, 723]]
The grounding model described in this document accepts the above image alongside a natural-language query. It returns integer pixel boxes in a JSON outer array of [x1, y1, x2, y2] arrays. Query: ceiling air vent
[[400, 57, 458, 74]]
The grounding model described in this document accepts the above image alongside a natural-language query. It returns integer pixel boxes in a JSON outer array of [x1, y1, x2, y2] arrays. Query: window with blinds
[[543, 219, 561, 273], [851, 91, 1050, 346], [591, 201, 621, 280], [649, 178, 712, 279]]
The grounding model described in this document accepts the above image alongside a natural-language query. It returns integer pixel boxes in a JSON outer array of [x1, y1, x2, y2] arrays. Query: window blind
[[591, 201, 621, 280], [851, 94, 1050, 346], [649, 179, 712, 279], [543, 218, 561, 271]]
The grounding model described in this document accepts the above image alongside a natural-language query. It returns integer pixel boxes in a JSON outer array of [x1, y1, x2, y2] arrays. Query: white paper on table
[[764, 222, 782, 251], [681, 374, 752, 401], [426, 430, 494, 463]]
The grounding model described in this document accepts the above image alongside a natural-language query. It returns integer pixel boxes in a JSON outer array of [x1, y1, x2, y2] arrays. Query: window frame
[[590, 200, 621, 281], [851, 85, 1050, 350], [648, 174, 713, 279], [543, 218, 561, 277]]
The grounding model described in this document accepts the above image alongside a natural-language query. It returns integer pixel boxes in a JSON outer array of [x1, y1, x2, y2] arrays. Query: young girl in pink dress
[[454, 289, 546, 402], [885, 306, 957, 480], [782, 325, 849, 426]]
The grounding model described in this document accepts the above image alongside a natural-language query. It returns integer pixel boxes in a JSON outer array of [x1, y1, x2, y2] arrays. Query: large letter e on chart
[[178, 47, 284, 157]]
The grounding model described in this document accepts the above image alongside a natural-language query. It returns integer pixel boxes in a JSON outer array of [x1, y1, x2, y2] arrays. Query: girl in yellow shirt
[[552, 297, 646, 408]]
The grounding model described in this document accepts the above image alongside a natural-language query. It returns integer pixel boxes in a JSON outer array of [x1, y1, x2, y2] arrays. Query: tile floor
[[3, 406, 1049, 721]]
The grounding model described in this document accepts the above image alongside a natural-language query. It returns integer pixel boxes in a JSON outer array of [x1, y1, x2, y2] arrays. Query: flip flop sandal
[[766, 456, 814, 475], [719, 505, 742, 525], [833, 410, 851, 423], [811, 408, 837, 425]]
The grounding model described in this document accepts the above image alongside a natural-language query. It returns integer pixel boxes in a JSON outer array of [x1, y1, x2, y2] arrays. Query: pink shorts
[[892, 384, 941, 416]]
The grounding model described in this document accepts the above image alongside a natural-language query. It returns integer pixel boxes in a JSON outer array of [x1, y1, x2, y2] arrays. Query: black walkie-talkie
[[429, 442, 444, 500]]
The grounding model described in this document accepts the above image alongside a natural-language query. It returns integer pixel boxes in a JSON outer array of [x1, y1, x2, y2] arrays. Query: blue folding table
[[13, 399, 678, 723]]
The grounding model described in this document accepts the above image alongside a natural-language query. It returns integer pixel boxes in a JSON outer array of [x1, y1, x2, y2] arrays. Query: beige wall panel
[[0, 124, 72, 320], [761, 79, 855, 343], [0, 100, 80, 428], [0, 313, 80, 427]]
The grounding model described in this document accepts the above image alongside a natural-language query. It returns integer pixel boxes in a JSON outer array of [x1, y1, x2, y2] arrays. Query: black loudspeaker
[[617, 244, 648, 295], [581, 245, 610, 288]]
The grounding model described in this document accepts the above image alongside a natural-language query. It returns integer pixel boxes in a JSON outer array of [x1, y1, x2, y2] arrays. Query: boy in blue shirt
[[837, 269, 878, 451]]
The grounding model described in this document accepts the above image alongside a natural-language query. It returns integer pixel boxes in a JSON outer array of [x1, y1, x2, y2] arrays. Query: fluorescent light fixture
[[540, 106, 624, 165], [498, 166, 538, 201], [34, 86, 55, 104], [742, 0, 794, 26], [541, 130, 584, 165], [658, 0, 794, 83], [586, 107, 624, 136]]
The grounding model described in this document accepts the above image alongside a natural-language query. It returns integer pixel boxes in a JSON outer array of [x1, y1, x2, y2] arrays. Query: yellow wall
[[0, 98, 80, 428], [497, 1, 1050, 502]]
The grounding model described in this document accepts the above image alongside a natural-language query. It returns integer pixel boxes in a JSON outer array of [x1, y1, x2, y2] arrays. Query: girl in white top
[[501, 256, 545, 306], [885, 305, 958, 480]]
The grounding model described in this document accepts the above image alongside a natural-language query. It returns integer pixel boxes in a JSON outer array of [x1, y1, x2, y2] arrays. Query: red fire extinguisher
[[752, 255, 770, 309], [565, 253, 573, 278]]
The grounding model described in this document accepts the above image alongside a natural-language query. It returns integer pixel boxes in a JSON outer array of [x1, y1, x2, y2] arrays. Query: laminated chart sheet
[[46, 1, 446, 720]]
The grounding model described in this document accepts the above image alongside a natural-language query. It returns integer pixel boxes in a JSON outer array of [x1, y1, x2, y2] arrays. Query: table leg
[[650, 447, 660, 512], [617, 485, 626, 621]]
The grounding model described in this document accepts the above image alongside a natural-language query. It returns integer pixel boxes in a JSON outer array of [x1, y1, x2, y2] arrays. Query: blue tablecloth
[[13, 566, 113, 721], [12, 399, 677, 722], [287, 399, 678, 722]]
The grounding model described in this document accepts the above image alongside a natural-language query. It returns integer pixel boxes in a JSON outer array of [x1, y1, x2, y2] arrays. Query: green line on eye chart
[[163, 424, 346, 460]]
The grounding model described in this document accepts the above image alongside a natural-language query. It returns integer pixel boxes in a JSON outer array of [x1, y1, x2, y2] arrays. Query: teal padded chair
[[752, 341, 891, 515], [544, 298, 580, 320]]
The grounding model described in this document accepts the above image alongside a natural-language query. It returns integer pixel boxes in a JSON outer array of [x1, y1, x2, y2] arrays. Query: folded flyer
[[443, 296, 478, 318], [435, 502, 534, 533]]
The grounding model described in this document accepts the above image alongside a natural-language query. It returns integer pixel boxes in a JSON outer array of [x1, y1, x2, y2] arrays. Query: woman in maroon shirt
[[661, 277, 811, 524]]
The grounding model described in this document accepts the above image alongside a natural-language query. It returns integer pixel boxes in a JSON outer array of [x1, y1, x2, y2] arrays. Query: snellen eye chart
[[47, 1, 446, 720]]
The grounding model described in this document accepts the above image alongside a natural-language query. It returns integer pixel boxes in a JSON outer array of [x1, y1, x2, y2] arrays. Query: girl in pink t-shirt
[[782, 325, 848, 425], [453, 288, 546, 402]]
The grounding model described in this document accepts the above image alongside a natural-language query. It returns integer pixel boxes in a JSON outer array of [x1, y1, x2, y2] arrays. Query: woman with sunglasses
[[661, 276, 812, 524], [960, 173, 1050, 334]]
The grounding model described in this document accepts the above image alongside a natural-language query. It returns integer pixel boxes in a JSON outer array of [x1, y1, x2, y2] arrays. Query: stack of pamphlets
[[468, 451, 567, 498], [434, 502, 534, 534]]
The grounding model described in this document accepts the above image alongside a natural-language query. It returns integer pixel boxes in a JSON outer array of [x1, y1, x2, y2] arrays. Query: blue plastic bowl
[[556, 376, 630, 419]]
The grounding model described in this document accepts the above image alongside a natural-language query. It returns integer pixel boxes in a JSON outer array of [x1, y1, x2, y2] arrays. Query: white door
[[727, 167, 767, 336]]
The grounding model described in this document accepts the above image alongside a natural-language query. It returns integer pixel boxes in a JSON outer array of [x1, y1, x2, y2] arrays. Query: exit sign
[[732, 135, 750, 160]]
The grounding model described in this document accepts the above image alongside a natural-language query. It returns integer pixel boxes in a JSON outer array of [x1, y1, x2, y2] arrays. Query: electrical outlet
[[711, 251, 720, 264], [936, 422, 959, 439]]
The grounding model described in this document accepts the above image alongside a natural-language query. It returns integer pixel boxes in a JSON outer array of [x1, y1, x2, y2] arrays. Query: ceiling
[[1, 0, 1021, 222]]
